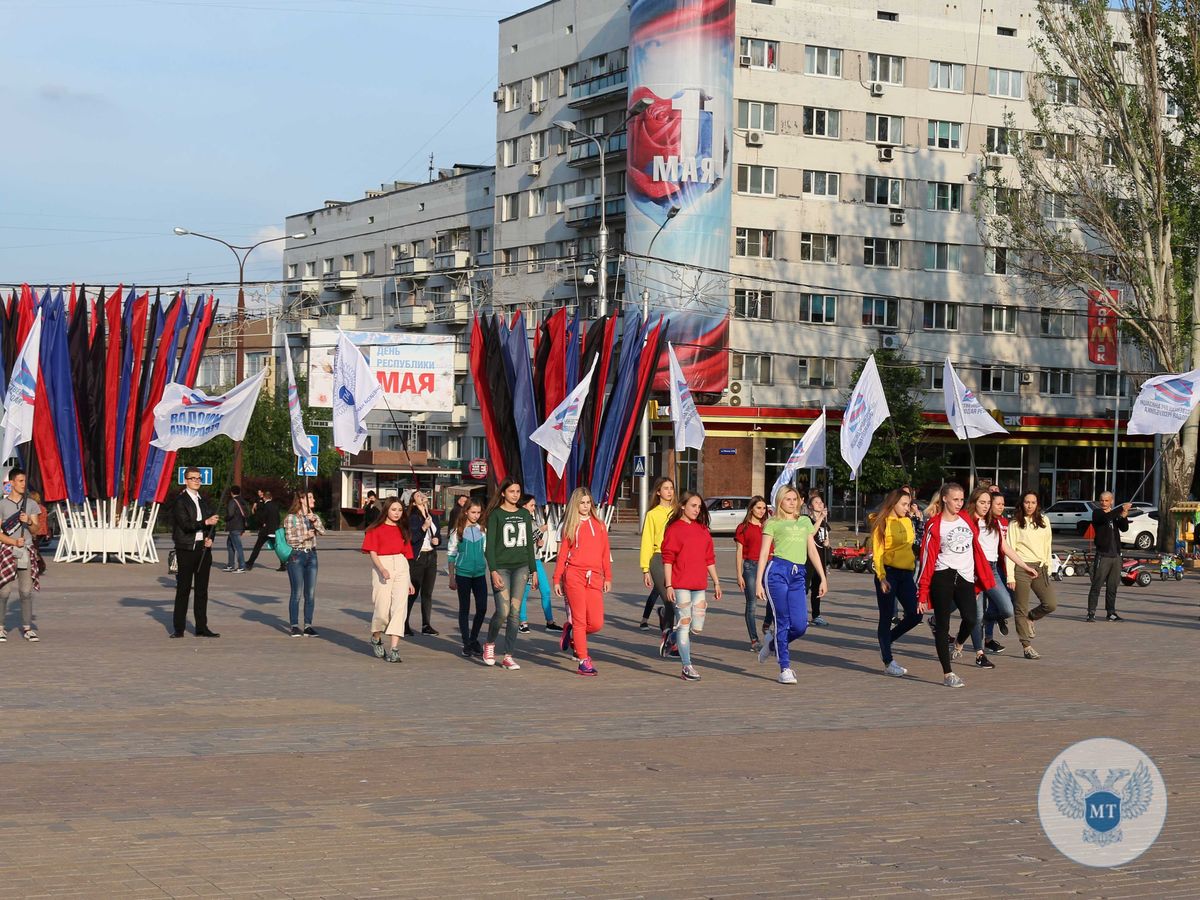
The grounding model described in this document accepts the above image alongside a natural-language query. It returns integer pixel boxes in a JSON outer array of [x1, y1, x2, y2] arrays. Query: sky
[[2, 0, 529, 309]]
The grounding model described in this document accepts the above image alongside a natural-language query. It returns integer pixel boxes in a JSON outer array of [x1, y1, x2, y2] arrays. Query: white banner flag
[[0, 310, 42, 465], [769, 407, 826, 503], [839, 354, 891, 480], [150, 368, 267, 450], [1127, 368, 1200, 435], [943, 359, 1008, 440], [530, 356, 598, 477], [332, 329, 382, 454], [668, 342, 706, 452], [281, 331, 313, 463]]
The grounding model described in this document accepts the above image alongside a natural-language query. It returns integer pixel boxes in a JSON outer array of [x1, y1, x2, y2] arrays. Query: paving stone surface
[[0, 529, 1196, 898]]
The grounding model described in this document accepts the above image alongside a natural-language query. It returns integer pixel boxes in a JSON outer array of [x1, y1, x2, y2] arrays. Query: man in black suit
[[171, 467, 221, 638], [244, 490, 280, 571]]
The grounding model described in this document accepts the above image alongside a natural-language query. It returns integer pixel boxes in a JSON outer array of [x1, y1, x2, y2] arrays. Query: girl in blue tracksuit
[[755, 485, 828, 685], [517, 494, 560, 633]]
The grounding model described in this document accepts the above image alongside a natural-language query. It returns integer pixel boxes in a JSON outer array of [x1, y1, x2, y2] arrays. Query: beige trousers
[[371, 554, 412, 637]]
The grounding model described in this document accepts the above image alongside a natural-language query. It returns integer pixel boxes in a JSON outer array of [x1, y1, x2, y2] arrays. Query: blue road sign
[[632, 456, 646, 478], [177, 466, 213, 486], [297, 434, 320, 477]]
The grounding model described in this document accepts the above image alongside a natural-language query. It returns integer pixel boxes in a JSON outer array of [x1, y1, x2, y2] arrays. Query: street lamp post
[[173, 227, 307, 485]]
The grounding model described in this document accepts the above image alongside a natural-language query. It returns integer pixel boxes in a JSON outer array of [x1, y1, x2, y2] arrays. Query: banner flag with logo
[[839, 353, 890, 479], [943, 359, 1009, 440], [769, 407, 826, 503], [668, 341, 706, 452], [1127, 368, 1200, 435], [1087, 289, 1119, 366], [531, 356, 598, 478], [0, 309, 42, 465], [332, 329, 382, 454], [150, 368, 266, 451], [281, 330, 313, 464]]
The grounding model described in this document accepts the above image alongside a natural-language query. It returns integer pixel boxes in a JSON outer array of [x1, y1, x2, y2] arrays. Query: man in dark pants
[[171, 467, 221, 638], [1087, 492, 1130, 622], [245, 490, 280, 571]]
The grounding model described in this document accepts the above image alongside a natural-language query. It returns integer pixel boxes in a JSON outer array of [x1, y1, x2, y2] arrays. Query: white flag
[[281, 331, 313, 463], [332, 330, 382, 454], [0, 310, 43, 465], [769, 407, 826, 503], [943, 359, 1008, 440], [668, 342, 705, 452], [1128, 368, 1200, 435], [150, 368, 267, 450], [530, 356, 598, 477], [839, 354, 891, 480]]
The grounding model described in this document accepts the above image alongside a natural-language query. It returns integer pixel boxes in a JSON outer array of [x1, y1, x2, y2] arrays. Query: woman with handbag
[[282, 491, 324, 638], [363, 497, 415, 663], [0, 468, 44, 642]]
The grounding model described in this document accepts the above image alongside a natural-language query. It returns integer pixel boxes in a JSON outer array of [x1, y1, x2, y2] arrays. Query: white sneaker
[[778, 668, 797, 684], [500, 655, 521, 670], [482, 643, 496, 666], [757, 630, 775, 664], [884, 661, 907, 677], [943, 673, 965, 688]]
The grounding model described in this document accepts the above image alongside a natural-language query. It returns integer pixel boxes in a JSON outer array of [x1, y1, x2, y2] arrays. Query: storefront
[[334, 450, 483, 528]]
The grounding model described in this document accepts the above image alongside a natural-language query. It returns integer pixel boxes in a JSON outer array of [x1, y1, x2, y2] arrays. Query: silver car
[[706, 496, 754, 534]]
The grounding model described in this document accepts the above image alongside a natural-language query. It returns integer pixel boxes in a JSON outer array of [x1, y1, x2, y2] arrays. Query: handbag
[[273, 526, 293, 563]]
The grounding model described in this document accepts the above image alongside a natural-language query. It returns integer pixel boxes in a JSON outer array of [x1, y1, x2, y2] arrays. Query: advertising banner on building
[[1087, 289, 1119, 365], [626, 0, 735, 393], [307, 329, 455, 412]]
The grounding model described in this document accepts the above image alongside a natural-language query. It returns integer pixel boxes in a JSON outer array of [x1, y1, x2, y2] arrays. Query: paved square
[[0, 528, 1196, 898]]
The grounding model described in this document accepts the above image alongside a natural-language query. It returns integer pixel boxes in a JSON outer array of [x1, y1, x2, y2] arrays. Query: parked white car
[[1120, 511, 1159, 551], [706, 496, 754, 534], [1044, 500, 1099, 532]]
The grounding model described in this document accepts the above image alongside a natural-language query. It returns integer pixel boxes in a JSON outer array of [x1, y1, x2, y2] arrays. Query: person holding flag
[[170, 466, 220, 639]]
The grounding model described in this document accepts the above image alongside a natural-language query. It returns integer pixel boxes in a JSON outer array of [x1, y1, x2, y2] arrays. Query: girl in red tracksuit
[[553, 487, 612, 676], [916, 482, 996, 688]]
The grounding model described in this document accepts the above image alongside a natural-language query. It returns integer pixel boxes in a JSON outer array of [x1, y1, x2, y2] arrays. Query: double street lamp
[[173, 226, 307, 485]]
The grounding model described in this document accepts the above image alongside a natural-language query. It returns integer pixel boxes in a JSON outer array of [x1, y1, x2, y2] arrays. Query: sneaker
[[639, 619, 650, 629], [0, 628, 6, 642], [778, 668, 797, 684], [750, 638, 762, 653], [386, 647, 402, 663], [518, 622, 531, 634], [975, 653, 995, 669], [303, 626, 318, 637], [658, 632, 671, 658], [997, 618, 1009, 636], [884, 661, 907, 677], [290, 626, 302, 638], [943, 673, 966, 688], [757, 630, 775, 664], [500, 655, 521, 670], [577, 657, 598, 676], [1086, 613, 1096, 622], [1106, 613, 1124, 622], [233, 567, 246, 574], [221, 565, 235, 572], [812, 616, 828, 626], [461, 645, 472, 658], [984, 639, 1005, 654], [421, 625, 439, 636], [545, 622, 562, 631], [470, 640, 484, 658], [951, 644, 963, 660], [21, 628, 38, 643], [1023, 646, 1041, 660], [680, 665, 701, 682], [482, 643, 496, 666], [668, 646, 680, 658], [559, 622, 573, 653], [371, 637, 385, 659]]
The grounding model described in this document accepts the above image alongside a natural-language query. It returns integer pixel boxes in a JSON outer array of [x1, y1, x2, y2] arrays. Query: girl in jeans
[[283, 491, 325, 638], [1008, 491, 1057, 660], [734, 495, 769, 652], [916, 483, 995, 688], [661, 492, 722, 682], [552, 487, 612, 676], [447, 500, 488, 659], [482, 479, 536, 670], [363, 497, 415, 663], [518, 493, 560, 633], [871, 488, 921, 677]]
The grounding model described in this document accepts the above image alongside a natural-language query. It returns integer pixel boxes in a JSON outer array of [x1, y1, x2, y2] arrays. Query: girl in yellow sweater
[[871, 488, 921, 677], [639, 478, 678, 655], [1006, 491, 1057, 659]]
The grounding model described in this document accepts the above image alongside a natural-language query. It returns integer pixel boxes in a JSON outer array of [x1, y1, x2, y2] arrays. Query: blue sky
[[2, 0, 527, 304]]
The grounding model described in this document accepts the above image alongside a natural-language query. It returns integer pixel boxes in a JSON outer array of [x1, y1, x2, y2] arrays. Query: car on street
[[1128, 501, 1157, 515], [1120, 511, 1159, 550], [706, 496, 754, 534], [1044, 500, 1099, 531]]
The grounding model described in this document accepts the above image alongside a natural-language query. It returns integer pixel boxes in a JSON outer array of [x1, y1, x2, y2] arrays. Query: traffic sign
[[177, 466, 213, 486], [467, 458, 490, 480], [632, 456, 646, 478], [297, 434, 320, 477]]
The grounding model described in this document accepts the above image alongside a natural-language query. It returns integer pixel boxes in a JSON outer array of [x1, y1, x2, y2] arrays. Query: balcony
[[322, 270, 357, 292], [431, 299, 471, 328], [394, 305, 429, 328], [285, 278, 321, 295], [568, 131, 626, 167], [433, 249, 471, 271], [567, 197, 626, 229], [569, 68, 628, 108], [395, 256, 430, 278]]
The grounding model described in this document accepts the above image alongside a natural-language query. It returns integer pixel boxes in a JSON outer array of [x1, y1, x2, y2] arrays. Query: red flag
[[16, 284, 35, 348], [67, 284, 76, 321], [133, 294, 183, 499], [32, 292, 66, 502], [584, 315, 619, 480], [1087, 289, 1119, 365], [543, 309, 568, 503], [120, 292, 150, 505], [154, 296, 218, 503], [605, 317, 665, 504], [468, 313, 505, 482], [104, 286, 124, 496]]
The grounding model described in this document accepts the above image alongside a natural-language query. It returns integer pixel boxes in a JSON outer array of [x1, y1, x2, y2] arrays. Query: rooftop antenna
[[428, 153, 435, 183]]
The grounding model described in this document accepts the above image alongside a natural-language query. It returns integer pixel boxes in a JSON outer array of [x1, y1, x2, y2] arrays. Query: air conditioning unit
[[1020, 371, 1034, 385], [745, 129, 764, 147], [870, 82, 885, 97], [729, 380, 746, 395], [739, 54, 754, 67], [727, 380, 749, 405], [729, 394, 744, 407], [878, 145, 895, 162], [985, 154, 1003, 170], [880, 333, 901, 350], [528, 162, 541, 177], [890, 210, 906, 226], [492, 89, 503, 103], [1030, 134, 1048, 150], [529, 100, 545, 114]]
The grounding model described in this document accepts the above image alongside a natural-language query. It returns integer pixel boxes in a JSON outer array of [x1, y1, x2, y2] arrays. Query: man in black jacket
[[172, 467, 221, 638], [1087, 492, 1131, 622], [244, 490, 281, 571]]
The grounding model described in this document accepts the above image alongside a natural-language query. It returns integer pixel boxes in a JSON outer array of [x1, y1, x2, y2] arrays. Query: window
[[1042, 192, 1069, 219], [986, 126, 1015, 155], [878, 10, 898, 21], [988, 68, 1024, 99], [983, 305, 1018, 333], [799, 358, 835, 387], [799, 293, 837, 324], [740, 37, 779, 69], [993, 187, 1019, 216], [531, 72, 548, 103], [1046, 75, 1079, 105], [475, 227, 490, 253], [1102, 138, 1117, 167], [802, 170, 840, 198], [985, 247, 1011, 275], [997, 25, 1017, 37], [924, 301, 959, 331], [500, 193, 519, 222], [868, 53, 905, 85], [527, 187, 546, 217], [925, 365, 945, 390], [927, 120, 962, 149], [804, 45, 842, 77], [286, 263, 298, 279], [1041, 369, 1072, 395], [866, 113, 903, 144], [862, 296, 899, 328], [529, 130, 548, 161], [929, 60, 965, 92], [362, 251, 375, 275], [498, 248, 515, 275], [737, 164, 777, 196], [865, 176, 903, 206], [556, 67, 568, 96], [731, 352, 773, 384], [1166, 95, 1182, 118], [361, 295, 375, 318], [341, 254, 354, 271], [322, 257, 333, 274], [734, 289, 774, 320], [800, 233, 838, 263], [1040, 308, 1075, 337], [803, 107, 841, 138], [924, 242, 961, 271], [927, 182, 962, 212], [735, 227, 775, 258], [981, 366, 1018, 393], [503, 83, 519, 112], [737, 100, 778, 132], [304, 260, 315, 277], [527, 244, 544, 273], [1045, 133, 1077, 161], [1097, 372, 1129, 397], [863, 237, 900, 268]]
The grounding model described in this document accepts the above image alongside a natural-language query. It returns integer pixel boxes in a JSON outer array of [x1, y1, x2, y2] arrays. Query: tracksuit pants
[[764, 559, 808, 670], [563, 568, 604, 659]]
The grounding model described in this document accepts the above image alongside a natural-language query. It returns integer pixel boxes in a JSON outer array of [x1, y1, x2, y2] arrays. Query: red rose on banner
[[627, 86, 683, 205]]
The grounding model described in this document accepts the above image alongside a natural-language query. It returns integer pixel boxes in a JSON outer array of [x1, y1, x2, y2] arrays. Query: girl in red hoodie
[[553, 488, 612, 676], [916, 482, 996, 688], [661, 492, 722, 682]]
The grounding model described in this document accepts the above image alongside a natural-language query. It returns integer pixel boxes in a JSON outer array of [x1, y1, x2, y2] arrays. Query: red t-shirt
[[361, 523, 413, 558], [660, 518, 716, 590], [734, 521, 769, 564]]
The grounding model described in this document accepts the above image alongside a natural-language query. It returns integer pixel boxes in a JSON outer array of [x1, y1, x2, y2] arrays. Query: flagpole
[[1111, 327, 1121, 494], [377, 391, 421, 491]]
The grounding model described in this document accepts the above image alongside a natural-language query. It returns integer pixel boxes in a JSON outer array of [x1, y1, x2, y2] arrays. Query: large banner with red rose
[[1087, 288, 1119, 365], [626, 0, 734, 393]]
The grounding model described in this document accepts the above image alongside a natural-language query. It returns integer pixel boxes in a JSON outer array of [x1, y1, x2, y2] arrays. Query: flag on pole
[[282, 330, 313, 464], [839, 354, 890, 479], [0, 310, 42, 465], [668, 341, 705, 451], [943, 359, 1008, 439], [531, 356, 598, 477], [150, 368, 267, 450], [1127, 368, 1200, 435], [332, 330, 381, 454], [770, 407, 826, 503]]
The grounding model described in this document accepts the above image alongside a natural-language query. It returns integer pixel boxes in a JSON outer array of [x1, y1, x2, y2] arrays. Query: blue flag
[[505, 311, 546, 505]]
